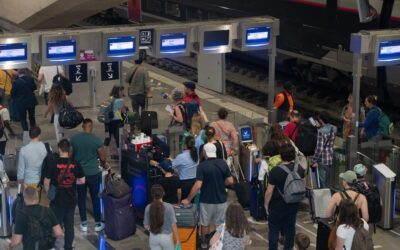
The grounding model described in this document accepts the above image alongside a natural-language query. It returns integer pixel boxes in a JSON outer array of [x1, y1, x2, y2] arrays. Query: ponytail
[[149, 185, 165, 235], [185, 136, 198, 163], [205, 126, 216, 142]]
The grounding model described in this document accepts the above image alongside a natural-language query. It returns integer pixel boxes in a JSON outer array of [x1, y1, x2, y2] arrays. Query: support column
[[267, 36, 277, 124]]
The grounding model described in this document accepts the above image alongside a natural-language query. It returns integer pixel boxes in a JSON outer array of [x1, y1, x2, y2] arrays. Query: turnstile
[[239, 144, 259, 182], [373, 163, 396, 229], [0, 179, 12, 237]]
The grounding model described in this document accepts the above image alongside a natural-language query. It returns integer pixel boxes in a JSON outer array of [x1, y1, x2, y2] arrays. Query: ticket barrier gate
[[238, 125, 259, 182], [0, 176, 12, 237]]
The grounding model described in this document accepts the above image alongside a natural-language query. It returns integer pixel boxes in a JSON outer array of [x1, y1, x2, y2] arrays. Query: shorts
[[199, 202, 226, 226]]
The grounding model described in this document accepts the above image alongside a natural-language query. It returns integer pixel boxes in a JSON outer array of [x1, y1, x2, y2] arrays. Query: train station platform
[[1, 64, 399, 249]]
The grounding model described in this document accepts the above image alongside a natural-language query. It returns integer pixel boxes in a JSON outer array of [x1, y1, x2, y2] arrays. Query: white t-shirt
[[336, 219, 369, 250], [38, 65, 64, 92], [258, 159, 268, 181], [0, 108, 10, 142]]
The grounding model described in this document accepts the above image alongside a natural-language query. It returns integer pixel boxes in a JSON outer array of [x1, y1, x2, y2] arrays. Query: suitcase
[[233, 182, 250, 208], [141, 111, 158, 136], [103, 193, 136, 240], [3, 154, 17, 181], [174, 204, 197, 228], [316, 219, 333, 250], [306, 166, 332, 221], [173, 226, 198, 250], [250, 180, 267, 221]]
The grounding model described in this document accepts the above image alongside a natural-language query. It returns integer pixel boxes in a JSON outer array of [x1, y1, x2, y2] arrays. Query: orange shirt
[[274, 91, 294, 111]]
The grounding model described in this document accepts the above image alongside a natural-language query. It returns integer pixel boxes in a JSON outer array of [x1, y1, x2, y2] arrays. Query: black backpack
[[53, 74, 72, 96], [355, 181, 382, 226], [181, 102, 200, 129], [21, 207, 55, 250], [294, 120, 318, 156]]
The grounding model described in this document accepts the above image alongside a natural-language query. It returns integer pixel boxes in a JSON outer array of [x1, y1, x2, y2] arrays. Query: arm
[[17, 151, 25, 185], [97, 147, 107, 167], [182, 180, 202, 204], [44, 103, 54, 118], [53, 224, 64, 238], [325, 194, 338, 218], [335, 237, 345, 250], [199, 106, 209, 123], [224, 176, 234, 187], [264, 184, 274, 211], [37, 73, 44, 83], [76, 177, 86, 185], [312, 131, 323, 163], [171, 223, 180, 244], [177, 188, 182, 203], [359, 109, 379, 129], [360, 196, 369, 222], [173, 106, 184, 123], [231, 128, 239, 154], [9, 234, 23, 249], [44, 178, 51, 193]]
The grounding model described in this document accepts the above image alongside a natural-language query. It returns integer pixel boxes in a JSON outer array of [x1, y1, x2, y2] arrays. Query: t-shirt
[[14, 205, 59, 250], [45, 157, 84, 207], [183, 93, 201, 106], [70, 132, 103, 176], [172, 150, 198, 180], [113, 98, 124, 120], [144, 202, 177, 234], [159, 175, 181, 204], [284, 121, 299, 142], [217, 224, 249, 250], [268, 162, 305, 211], [196, 158, 231, 204], [17, 141, 47, 184], [0, 107, 10, 142], [336, 219, 369, 250], [38, 66, 64, 93]]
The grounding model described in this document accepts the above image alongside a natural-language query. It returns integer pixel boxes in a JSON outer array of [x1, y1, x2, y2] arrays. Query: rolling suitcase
[[174, 226, 199, 250], [103, 192, 136, 240], [307, 166, 331, 221], [141, 111, 158, 136], [316, 218, 333, 250], [249, 180, 267, 221], [3, 140, 19, 181], [174, 204, 197, 228]]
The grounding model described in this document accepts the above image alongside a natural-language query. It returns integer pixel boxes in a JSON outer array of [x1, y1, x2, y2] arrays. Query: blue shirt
[[113, 98, 124, 120], [172, 150, 197, 180], [17, 141, 47, 184], [359, 106, 380, 139]]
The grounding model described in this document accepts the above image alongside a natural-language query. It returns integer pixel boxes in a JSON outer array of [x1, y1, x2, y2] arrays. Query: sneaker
[[95, 222, 105, 232], [80, 222, 88, 232]]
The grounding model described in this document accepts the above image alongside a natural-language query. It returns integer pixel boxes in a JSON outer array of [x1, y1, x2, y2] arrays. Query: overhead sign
[[107, 36, 136, 57], [101, 61, 119, 81], [377, 40, 400, 64], [69, 63, 88, 83], [160, 32, 187, 54], [140, 29, 154, 46], [46, 39, 77, 61], [0, 36, 31, 69], [245, 26, 270, 47]]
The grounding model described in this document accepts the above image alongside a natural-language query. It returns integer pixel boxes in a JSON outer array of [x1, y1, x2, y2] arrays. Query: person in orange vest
[[274, 81, 294, 122]]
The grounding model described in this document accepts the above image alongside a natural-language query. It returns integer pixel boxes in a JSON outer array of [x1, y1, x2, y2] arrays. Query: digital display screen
[[160, 33, 187, 53], [203, 30, 230, 48], [108, 36, 136, 57], [245, 26, 270, 47], [378, 40, 400, 62], [46, 40, 76, 60], [0, 43, 28, 62], [240, 126, 253, 142]]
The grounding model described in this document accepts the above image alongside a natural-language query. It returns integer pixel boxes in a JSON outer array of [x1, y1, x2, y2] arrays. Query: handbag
[[58, 103, 84, 129], [104, 172, 131, 198], [209, 223, 226, 250], [48, 161, 71, 201]]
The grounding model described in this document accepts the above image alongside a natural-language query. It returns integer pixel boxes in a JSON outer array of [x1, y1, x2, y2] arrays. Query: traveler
[[271, 123, 291, 147], [182, 81, 208, 127], [38, 65, 64, 105], [108, 86, 126, 148], [44, 83, 68, 141], [210, 108, 239, 157], [325, 170, 369, 221], [182, 143, 234, 249], [0, 69, 17, 105], [274, 81, 294, 122], [183, 81, 201, 105], [17, 127, 48, 202], [258, 140, 282, 186], [284, 110, 301, 143], [168, 88, 185, 127], [10, 69, 38, 145], [44, 139, 85, 250], [155, 160, 182, 204], [335, 199, 371, 250], [144, 184, 180, 250], [209, 202, 251, 250], [190, 114, 206, 150], [199, 126, 227, 162], [341, 93, 353, 138], [264, 144, 305, 250], [71, 118, 107, 232], [9, 186, 63, 250], [294, 233, 310, 250], [311, 112, 337, 188], [126, 55, 151, 115], [359, 95, 381, 141], [0, 104, 16, 156]]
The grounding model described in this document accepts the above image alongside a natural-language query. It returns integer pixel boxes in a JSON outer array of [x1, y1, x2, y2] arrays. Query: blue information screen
[[240, 127, 253, 142], [378, 40, 400, 62], [245, 26, 270, 47], [46, 40, 76, 61], [160, 32, 187, 54], [0, 43, 28, 62], [108, 36, 136, 57], [204, 30, 229, 48]]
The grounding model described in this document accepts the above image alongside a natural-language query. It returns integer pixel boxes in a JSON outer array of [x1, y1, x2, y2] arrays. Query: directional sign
[[101, 61, 119, 81], [68, 63, 87, 83], [139, 29, 153, 46]]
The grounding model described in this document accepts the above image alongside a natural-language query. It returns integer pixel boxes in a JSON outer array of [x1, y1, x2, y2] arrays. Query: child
[[295, 233, 310, 250], [157, 159, 182, 204]]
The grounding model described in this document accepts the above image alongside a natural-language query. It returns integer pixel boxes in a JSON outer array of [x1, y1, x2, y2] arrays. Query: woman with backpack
[[108, 86, 125, 150], [144, 185, 180, 250], [44, 83, 68, 141], [199, 126, 227, 162], [168, 89, 185, 127]]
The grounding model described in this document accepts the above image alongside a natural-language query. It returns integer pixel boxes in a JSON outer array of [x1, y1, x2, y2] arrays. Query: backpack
[[97, 98, 114, 124], [294, 120, 318, 156], [58, 103, 84, 129], [377, 108, 394, 136], [355, 181, 382, 226], [350, 222, 374, 250], [21, 207, 55, 250], [39, 143, 56, 187], [277, 164, 306, 203], [53, 71, 72, 96], [182, 102, 200, 129]]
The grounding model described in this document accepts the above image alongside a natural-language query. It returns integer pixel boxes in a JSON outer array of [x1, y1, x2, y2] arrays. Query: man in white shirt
[[38, 65, 64, 105]]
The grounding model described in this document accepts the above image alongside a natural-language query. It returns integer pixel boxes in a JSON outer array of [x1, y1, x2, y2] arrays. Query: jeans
[[149, 233, 174, 250], [44, 92, 49, 105], [18, 105, 36, 131], [108, 119, 121, 147], [318, 164, 331, 189], [51, 205, 75, 250], [130, 94, 146, 115], [268, 205, 298, 250], [77, 172, 102, 223]]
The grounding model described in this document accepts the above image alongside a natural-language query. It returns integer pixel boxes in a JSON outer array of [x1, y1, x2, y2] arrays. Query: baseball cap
[[183, 81, 196, 90], [203, 143, 217, 158], [339, 170, 357, 184], [159, 159, 173, 173], [354, 164, 367, 177]]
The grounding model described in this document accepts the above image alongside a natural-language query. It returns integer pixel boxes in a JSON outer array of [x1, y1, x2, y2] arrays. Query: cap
[[203, 143, 217, 158], [283, 81, 293, 91], [183, 81, 196, 90], [353, 164, 367, 177], [171, 88, 183, 101], [339, 170, 357, 184], [159, 159, 173, 173]]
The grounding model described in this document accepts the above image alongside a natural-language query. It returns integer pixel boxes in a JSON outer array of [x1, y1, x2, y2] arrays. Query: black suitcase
[[233, 182, 249, 208], [141, 111, 158, 136], [103, 193, 136, 240], [316, 219, 333, 250], [249, 181, 267, 221]]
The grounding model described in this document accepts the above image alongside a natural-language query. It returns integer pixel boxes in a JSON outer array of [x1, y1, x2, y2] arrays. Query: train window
[[165, 1, 182, 18]]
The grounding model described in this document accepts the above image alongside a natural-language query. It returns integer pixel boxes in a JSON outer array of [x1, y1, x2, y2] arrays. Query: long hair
[[49, 83, 66, 107], [149, 185, 165, 235], [338, 199, 362, 229], [262, 140, 280, 157], [185, 136, 198, 163], [225, 202, 249, 238], [270, 123, 290, 146], [110, 85, 124, 98]]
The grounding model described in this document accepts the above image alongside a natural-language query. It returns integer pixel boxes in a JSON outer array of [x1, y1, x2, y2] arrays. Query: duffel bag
[[104, 172, 132, 198], [58, 103, 84, 129]]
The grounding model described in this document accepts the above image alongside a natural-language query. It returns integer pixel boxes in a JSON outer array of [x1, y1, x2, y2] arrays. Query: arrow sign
[[75, 75, 82, 81], [69, 63, 87, 83], [101, 61, 119, 81], [107, 73, 113, 79]]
